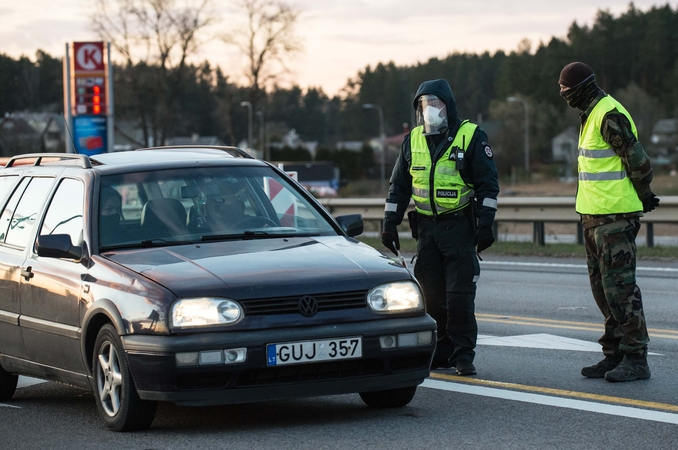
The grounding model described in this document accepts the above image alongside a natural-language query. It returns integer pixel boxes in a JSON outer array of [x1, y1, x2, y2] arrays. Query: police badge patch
[[484, 145, 493, 158]]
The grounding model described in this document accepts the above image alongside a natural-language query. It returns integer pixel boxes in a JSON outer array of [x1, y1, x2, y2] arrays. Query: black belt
[[418, 206, 469, 221]]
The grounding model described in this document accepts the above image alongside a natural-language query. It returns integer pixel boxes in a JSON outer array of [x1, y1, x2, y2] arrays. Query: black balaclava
[[558, 62, 603, 110]]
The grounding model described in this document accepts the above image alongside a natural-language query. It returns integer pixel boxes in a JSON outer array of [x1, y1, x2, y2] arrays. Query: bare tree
[[91, 0, 215, 147], [221, 0, 302, 109]]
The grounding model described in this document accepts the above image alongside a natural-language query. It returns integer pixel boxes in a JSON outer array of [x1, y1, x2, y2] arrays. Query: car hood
[[103, 236, 411, 299]]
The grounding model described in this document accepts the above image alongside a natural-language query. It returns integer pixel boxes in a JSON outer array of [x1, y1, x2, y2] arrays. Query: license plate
[[267, 336, 362, 366]]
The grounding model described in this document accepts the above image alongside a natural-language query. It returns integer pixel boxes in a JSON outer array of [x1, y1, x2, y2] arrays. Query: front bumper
[[121, 315, 436, 406]]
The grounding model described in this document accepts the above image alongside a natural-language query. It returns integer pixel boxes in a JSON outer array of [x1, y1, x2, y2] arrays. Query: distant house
[[166, 134, 225, 147], [650, 118, 678, 156], [552, 127, 578, 163], [114, 121, 145, 152], [268, 129, 318, 159], [335, 141, 364, 152], [0, 112, 65, 156]]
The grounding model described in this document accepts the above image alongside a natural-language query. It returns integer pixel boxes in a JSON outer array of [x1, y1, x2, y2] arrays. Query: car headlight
[[367, 281, 423, 313], [171, 298, 243, 328]]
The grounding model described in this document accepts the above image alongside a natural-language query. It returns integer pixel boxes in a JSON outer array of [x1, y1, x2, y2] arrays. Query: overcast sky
[[1, 0, 676, 96]]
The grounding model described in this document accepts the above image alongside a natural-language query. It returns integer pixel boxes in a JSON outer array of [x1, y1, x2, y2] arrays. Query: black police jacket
[[384, 118, 500, 229]]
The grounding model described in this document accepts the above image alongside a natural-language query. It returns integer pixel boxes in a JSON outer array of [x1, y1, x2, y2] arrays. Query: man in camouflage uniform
[[559, 62, 659, 382]]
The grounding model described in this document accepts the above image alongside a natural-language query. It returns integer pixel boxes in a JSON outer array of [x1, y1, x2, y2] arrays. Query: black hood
[[413, 79, 459, 124]]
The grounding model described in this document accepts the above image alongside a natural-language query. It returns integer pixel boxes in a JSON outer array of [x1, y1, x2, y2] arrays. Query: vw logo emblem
[[298, 296, 318, 317]]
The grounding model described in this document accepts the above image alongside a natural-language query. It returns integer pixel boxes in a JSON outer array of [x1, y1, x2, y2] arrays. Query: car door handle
[[21, 266, 34, 281]]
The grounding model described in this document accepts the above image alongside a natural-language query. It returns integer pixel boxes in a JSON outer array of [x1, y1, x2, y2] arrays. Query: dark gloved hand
[[476, 225, 495, 253], [381, 221, 400, 256], [641, 193, 660, 213]]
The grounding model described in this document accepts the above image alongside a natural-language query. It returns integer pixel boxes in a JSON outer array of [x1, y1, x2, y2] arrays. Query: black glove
[[381, 221, 400, 256], [641, 193, 660, 213], [476, 225, 495, 253]]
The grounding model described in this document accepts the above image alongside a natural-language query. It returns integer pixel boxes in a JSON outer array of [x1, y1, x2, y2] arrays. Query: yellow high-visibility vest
[[576, 95, 642, 215], [409, 121, 476, 216]]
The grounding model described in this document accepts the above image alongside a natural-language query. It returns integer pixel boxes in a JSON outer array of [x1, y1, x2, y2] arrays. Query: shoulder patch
[[484, 145, 493, 158]]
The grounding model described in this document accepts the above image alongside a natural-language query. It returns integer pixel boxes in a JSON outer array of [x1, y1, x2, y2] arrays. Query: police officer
[[382, 79, 499, 376], [559, 62, 659, 382]]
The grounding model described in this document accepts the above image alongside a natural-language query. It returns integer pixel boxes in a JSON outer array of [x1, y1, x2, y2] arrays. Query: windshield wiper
[[201, 230, 271, 241], [137, 238, 197, 247]]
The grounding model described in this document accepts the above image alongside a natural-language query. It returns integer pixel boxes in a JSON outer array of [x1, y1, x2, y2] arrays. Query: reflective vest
[[409, 121, 476, 216], [576, 95, 643, 215]]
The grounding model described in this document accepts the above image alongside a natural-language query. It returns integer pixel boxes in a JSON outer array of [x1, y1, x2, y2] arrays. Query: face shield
[[416, 95, 448, 135]]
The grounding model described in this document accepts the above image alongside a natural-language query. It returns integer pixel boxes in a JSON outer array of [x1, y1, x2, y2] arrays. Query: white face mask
[[422, 105, 443, 127]]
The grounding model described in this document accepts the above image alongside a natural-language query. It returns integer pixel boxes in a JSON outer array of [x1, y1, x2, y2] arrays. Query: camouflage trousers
[[584, 218, 649, 356]]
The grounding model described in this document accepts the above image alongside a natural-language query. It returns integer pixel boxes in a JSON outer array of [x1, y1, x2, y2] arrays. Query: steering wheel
[[236, 215, 278, 228]]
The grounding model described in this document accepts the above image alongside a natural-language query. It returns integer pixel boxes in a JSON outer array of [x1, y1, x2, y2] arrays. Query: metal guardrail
[[319, 196, 678, 247]]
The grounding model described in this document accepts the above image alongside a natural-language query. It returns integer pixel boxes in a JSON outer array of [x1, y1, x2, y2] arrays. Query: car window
[[38, 178, 85, 247], [0, 177, 30, 243], [4, 177, 55, 249], [0, 176, 19, 205], [99, 166, 337, 249]]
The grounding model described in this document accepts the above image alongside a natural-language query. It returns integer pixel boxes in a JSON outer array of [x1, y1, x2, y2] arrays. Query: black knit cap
[[559, 62, 594, 88]]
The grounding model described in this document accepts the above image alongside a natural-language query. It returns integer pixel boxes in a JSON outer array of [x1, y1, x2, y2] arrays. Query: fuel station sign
[[64, 41, 113, 155], [73, 42, 107, 116]]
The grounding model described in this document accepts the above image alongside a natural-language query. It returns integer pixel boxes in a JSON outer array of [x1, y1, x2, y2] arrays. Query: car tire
[[92, 324, 157, 431], [359, 385, 417, 408], [0, 362, 18, 401]]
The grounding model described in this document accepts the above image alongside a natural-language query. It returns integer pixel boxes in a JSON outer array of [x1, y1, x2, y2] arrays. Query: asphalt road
[[2, 255, 678, 449]]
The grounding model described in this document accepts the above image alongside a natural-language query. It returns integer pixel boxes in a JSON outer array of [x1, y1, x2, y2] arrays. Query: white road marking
[[481, 260, 678, 273], [0, 403, 21, 408], [477, 333, 602, 352], [477, 333, 662, 355], [422, 379, 678, 425]]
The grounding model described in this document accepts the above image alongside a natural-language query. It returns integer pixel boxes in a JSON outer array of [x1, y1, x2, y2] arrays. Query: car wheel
[[0, 362, 18, 401], [359, 385, 418, 408], [93, 324, 157, 431]]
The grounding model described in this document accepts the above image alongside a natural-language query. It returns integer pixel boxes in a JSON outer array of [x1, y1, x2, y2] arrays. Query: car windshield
[[98, 165, 337, 250]]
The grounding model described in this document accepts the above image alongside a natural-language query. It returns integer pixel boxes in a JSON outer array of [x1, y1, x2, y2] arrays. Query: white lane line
[[477, 333, 602, 352], [422, 379, 678, 425], [476, 333, 662, 355], [0, 403, 20, 408], [482, 261, 678, 273]]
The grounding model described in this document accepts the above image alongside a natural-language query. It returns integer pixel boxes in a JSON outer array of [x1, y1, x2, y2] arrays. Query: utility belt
[[416, 205, 471, 221], [407, 204, 473, 240]]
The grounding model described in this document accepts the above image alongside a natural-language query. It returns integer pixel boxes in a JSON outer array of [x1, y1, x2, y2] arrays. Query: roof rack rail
[[136, 145, 254, 159], [5, 153, 92, 169]]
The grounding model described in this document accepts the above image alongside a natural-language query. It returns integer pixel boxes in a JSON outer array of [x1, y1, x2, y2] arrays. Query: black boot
[[455, 359, 476, 376], [431, 355, 454, 370], [581, 355, 623, 378], [604, 354, 651, 382]]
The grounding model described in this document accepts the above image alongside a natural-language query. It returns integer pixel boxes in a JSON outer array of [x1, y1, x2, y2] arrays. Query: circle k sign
[[74, 42, 105, 72]]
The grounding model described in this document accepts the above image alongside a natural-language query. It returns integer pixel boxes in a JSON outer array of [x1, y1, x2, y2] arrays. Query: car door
[[0, 176, 30, 360], [20, 178, 88, 373]]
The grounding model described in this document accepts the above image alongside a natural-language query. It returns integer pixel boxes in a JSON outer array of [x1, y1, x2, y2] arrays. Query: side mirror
[[36, 234, 82, 260], [335, 214, 363, 237]]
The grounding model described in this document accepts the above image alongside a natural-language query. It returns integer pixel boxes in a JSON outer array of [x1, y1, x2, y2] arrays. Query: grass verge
[[357, 237, 678, 261]]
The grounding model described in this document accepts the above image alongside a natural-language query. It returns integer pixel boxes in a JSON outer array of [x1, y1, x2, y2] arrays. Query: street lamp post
[[255, 110, 265, 160], [507, 96, 530, 173], [362, 103, 386, 192], [240, 101, 253, 151]]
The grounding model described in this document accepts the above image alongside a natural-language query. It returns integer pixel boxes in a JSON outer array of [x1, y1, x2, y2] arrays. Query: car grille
[[175, 354, 431, 390], [241, 290, 368, 316], [235, 358, 383, 387]]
